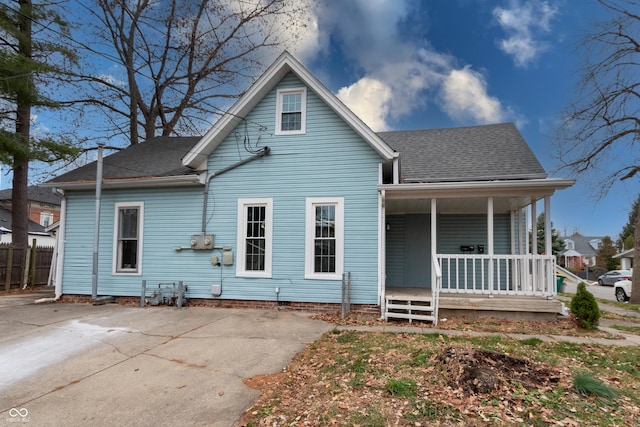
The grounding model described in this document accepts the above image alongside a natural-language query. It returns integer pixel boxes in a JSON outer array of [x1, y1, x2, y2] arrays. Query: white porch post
[[378, 189, 386, 316], [522, 208, 528, 255], [544, 196, 551, 256], [531, 200, 537, 255], [510, 210, 515, 255], [431, 198, 437, 287], [487, 197, 494, 295]]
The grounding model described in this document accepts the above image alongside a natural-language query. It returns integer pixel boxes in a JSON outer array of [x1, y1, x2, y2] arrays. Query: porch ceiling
[[386, 196, 531, 214]]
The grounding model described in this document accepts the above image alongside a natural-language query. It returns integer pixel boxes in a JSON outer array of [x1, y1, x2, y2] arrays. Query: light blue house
[[44, 52, 574, 323]]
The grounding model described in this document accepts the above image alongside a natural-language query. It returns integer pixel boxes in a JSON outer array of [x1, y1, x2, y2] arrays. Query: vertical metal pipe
[[92, 143, 104, 299]]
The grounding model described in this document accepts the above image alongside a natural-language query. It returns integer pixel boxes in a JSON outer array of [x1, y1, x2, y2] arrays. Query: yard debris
[[237, 327, 639, 426]]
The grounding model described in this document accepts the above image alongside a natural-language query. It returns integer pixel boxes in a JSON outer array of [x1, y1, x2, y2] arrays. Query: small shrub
[[569, 282, 601, 329], [573, 372, 617, 399]]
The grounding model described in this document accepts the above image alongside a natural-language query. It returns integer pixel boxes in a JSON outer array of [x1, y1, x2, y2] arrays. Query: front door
[[386, 214, 431, 288]]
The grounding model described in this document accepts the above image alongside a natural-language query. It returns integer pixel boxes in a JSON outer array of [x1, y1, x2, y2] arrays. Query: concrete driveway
[[0, 300, 332, 426]]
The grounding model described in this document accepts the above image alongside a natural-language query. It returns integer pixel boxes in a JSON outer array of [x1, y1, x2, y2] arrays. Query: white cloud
[[296, 0, 516, 130], [441, 66, 505, 124], [493, 1, 559, 67], [337, 77, 393, 132]]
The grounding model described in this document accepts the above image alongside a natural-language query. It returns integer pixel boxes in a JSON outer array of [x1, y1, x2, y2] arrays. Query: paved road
[[562, 281, 619, 302], [0, 300, 332, 426]]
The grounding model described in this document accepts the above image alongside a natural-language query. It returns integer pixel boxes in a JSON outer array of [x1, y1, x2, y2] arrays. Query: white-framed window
[[236, 198, 273, 278], [40, 212, 54, 227], [112, 202, 143, 275], [275, 87, 306, 135], [305, 197, 344, 280]]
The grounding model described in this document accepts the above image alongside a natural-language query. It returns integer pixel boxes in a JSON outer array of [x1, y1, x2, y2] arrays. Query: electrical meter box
[[190, 234, 214, 250]]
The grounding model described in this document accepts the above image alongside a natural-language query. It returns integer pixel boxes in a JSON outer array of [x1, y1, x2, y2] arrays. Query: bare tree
[[556, 0, 640, 303], [70, 0, 313, 146]]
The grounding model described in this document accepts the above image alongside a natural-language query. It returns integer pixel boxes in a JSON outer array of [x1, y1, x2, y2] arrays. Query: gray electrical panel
[[190, 234, 214, 250]]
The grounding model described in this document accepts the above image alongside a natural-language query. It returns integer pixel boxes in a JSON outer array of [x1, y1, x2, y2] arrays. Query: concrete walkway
[[0, 298, 332, 426], [0, 289, 637, 426], [337, 298, 640, 347]]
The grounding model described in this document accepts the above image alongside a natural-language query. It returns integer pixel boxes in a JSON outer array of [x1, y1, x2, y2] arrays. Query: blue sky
[[3, 0, 639, 239], [289, 0, 639, 239]]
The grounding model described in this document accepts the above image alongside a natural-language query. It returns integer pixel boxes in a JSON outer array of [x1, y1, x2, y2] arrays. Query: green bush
[[569, 282, 601, 329]]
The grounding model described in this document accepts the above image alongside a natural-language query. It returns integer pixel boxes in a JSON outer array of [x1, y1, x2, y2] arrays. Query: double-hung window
[[305, 197, 344, 280], [40, 212, 54, 227], [275, 88, 306, 135], [237, 198, 273, 277], [113, 202, 143, 274]]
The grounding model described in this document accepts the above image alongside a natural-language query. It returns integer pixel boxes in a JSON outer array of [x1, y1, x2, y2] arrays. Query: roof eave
[[379, 178, 575, 199], [41, 174, 203, 190], [182, 52, 397, 168]]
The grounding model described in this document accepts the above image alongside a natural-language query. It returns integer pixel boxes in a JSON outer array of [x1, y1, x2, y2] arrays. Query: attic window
[[275, 88, 306, 135]]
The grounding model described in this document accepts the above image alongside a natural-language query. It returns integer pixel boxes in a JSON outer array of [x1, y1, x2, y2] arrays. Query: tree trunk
[[630, 207, 640, 303], [12, 0, 33, 257]]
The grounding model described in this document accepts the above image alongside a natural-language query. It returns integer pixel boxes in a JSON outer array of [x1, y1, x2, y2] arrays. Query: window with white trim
[[113, 202, 143, 275], [40, 212, 54, 227], [305, 197, 344, 280], [237, 198, 273, 277], [275, 88, 306, 135]]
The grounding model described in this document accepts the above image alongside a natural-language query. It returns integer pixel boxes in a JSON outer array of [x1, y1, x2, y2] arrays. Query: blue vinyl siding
[[438, 214, 512, 290], [61, 73, 384, 304], [385, 213, 512, 288], [202, 73, 382, 304]]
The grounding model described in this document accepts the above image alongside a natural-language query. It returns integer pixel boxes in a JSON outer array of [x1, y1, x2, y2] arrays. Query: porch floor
[[385, 287, 565, 317]]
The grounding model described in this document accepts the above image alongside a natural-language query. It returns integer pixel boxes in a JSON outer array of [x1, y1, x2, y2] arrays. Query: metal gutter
[[40, 174, 202, 191]]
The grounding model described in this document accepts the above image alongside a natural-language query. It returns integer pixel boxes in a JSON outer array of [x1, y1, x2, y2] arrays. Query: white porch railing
[[436, 254, 556, 297]]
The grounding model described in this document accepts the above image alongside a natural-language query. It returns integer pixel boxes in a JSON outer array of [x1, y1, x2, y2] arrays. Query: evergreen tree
[[534, 213, 565, 256], [0, 0, 79, 257], [619, 194, 639, 250], [596, 236, 618, 271]]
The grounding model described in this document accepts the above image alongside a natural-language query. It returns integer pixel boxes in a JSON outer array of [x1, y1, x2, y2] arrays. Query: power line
[[2, 0, 276, 156]]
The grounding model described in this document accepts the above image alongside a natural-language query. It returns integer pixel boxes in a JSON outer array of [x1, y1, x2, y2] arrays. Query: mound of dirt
[[436, 345, 561, 395]]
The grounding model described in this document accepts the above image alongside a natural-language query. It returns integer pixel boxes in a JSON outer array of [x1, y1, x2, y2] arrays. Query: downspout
[[201, 147, 270, 234], [92, 143, 113, 303], [35, 190, 65, 304]]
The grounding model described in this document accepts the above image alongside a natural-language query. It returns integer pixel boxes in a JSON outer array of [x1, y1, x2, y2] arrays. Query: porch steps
[[384, 289, 438, 324]]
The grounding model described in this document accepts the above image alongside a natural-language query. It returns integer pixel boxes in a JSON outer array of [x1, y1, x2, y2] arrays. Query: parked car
[[614, 279, 632, 302], [598, 270, 632, 286]]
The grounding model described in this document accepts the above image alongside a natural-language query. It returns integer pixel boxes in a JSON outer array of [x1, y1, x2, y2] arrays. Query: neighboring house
[[0, 206, 55, 246], [560, 234, 603, 270], [43, 52, 574, 322], [0, 185, 62, 227], [613, 248, 634, 271]]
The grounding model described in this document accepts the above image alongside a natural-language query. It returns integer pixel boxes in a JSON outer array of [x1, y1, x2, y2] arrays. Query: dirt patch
[[243, 372, 288, 391], [436, 345, 561, 395]]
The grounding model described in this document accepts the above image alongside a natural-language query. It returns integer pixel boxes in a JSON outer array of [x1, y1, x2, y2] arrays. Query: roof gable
[[182, 51, 397, 169], [378, 123, 547, 183]]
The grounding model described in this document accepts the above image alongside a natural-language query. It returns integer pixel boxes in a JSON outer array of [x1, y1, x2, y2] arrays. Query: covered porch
[[378, 179, 574, 324]]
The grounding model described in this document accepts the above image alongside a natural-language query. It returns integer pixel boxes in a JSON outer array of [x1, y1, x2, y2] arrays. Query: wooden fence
[[0, 242, 54, 290]]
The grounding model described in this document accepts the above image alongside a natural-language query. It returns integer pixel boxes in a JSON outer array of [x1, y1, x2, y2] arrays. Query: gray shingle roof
[[561, 235, 603, 256], [378, 123, 547, 182], [50, 136, 201, 183], [0, 206, 46, 233], [0, 185, 62, 205]]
